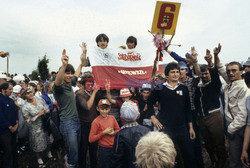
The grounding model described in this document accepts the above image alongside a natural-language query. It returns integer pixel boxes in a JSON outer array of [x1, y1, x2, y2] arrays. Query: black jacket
[[194, 67, 222, 116], [112, 124, 150, 168]]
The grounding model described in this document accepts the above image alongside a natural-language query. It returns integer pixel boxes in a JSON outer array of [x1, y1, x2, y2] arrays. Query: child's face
[[121, 96, 130, 102], [126, 42, 135, 49], [97, 105, 111, 119], [97, 38, 108, 49]]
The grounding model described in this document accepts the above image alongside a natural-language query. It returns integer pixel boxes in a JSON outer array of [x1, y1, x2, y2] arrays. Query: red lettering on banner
[[117, 69, 147, 75], [118, 52, 141, 61], [157, 3, 175, 29]]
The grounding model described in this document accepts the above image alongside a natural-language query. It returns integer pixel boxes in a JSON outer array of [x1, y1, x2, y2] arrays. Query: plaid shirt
[[182, 77, 199, 110], [121, 122, 139, 130]]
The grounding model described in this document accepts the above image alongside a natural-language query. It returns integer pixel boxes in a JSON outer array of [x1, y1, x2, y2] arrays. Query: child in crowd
[[105, 80, 138, 108], [137, 83, 153, 130], [120, 36, 137, 49], [135, 131, 176, 168], [112, 101, 150, 168], [89, 99, 120, 168], [105, 81, 139, 126]]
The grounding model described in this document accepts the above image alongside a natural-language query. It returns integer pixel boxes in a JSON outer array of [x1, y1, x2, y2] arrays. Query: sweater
[[148, 83, 192, 128], [89, 115, 120, 148]]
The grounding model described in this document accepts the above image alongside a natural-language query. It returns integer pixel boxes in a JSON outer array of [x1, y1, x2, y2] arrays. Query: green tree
[[38, 54, 49, 81], [31, 70, 39, 80]]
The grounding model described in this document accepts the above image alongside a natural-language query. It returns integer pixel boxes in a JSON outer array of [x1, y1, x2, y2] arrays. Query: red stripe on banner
[[92, 65, 164, 89]]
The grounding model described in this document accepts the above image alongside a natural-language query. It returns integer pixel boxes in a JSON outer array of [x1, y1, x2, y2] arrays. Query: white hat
[[141, 83, 151, 91], [0, 73, 7, 79], [120, 101, 139, 122], [13, 85, 22, 93], [29, 80, 39, 86], [13, 75, 25, 83], [119, 88, 132, 98]]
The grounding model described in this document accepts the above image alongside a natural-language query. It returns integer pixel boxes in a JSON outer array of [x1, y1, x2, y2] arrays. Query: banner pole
[[7, 55, 9, 75]]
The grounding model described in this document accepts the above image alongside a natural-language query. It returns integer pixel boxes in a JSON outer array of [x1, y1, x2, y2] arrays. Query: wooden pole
[[7, 55, 9, 75]]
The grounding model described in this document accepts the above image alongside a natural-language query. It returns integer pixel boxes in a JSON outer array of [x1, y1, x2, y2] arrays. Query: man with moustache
[[215, 43, 250, 168], [194, 48, 227, 168]]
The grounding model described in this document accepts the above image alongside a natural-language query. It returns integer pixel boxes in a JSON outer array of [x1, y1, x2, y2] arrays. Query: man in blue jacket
[[112, 101, 150, 168], [0, 82, 18, 168]]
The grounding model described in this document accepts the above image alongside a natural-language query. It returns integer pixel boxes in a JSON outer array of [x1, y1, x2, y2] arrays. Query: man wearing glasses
[[214, 43, 250, 168]]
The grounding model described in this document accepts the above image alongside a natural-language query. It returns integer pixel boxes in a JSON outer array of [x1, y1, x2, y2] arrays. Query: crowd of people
[[0, 34, 250, 168]]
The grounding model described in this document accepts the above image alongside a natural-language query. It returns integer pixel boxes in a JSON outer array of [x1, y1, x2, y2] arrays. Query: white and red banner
[[89, 47, 164, 89]]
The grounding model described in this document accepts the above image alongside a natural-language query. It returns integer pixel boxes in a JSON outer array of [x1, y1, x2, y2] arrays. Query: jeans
[[0, 132, 18, 168], [99, 146, 112, 168], [60, 118, 81, 168], [78, 122, 98, 168], [162, 124, 195, 168]]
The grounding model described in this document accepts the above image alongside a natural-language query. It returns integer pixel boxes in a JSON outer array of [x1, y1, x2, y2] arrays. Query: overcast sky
[[1, 0, 250, 75]]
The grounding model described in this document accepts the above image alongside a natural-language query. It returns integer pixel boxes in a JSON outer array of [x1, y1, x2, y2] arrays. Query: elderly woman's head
[[21, 88, 34, 100]]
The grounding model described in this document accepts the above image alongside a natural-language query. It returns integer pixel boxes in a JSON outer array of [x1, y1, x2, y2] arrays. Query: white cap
[[29, 80, 39, 86], [13, 74, 25, 83], [13, 85, 22, 93], [120, 101, 139, 122], [0, 73, 7, 79], [141, 83, 151, 91]]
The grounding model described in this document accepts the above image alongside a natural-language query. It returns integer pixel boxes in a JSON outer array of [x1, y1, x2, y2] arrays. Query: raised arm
[[74, 42, 87, 77], [213, 43, 221, 66], [55, 49, 68, 86], [190, 46, 200, 76], [86, 85, 100, 110], [204, 49, 214, 68], [105, 80, 116, 104], [166, 49, 186, 62], [213, 43, 230, 84]]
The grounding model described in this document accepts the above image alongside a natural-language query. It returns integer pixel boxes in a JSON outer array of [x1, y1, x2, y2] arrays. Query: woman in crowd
[[21, 87, 54, 167], [0, 82, 18, 168], [42, 82, 62, 146]]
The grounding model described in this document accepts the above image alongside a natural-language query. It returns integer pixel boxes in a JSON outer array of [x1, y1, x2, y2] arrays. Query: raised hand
[[204, 49, 212, 63], [93, 84, 100, 93], [190, 46, 198, 62], [80, 42, 87, 65], [80, 42, 87, 54], [213, 43, 221, 56], [62, 49, 69, 66], [105, 80, 110, 92]]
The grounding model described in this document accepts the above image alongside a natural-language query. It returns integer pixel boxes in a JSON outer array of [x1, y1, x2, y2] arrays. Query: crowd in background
[[0, 34, 250, 168]]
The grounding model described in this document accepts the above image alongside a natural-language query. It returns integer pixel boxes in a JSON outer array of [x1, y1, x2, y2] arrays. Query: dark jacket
[[0, 93, 18, 135], [136, 96, 151, 124], [112, 124, 150, 168], [194, 67, 222, 117]]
